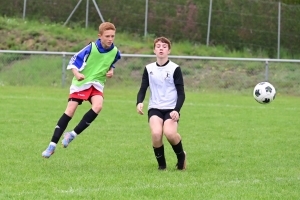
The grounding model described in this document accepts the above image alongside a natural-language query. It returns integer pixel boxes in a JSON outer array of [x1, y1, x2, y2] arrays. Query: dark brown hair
[[153, 37, 171, 49]]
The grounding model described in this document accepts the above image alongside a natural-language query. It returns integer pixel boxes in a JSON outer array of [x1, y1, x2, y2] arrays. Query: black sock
[[74, 109, 98, 135], [172, 140, 185, 161], [153, 145, 166, 167], [51, 113, 72, 143]]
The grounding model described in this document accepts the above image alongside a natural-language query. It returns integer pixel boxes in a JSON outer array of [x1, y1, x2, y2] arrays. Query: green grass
[[0, 86, 299, 199]]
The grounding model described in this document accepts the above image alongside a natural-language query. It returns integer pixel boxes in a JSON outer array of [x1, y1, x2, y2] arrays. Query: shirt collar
[[95, 39, 115, 53], [156, 60, 169, 67]]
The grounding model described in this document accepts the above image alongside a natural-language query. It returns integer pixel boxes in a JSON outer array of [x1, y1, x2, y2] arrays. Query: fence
[[1, 50, 300, 96], [1, 0, 300, 58]]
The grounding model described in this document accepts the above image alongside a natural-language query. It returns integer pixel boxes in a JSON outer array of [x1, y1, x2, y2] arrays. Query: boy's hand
[[75, 73, 85, 81], [106, 68, 114, 78], [170, 110, 179, 121], [137, 103, 144, 115], [72, 68, 85, 81]]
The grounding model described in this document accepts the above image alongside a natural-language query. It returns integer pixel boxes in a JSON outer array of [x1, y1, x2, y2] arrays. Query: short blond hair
[[153, 37, 171, 49], [99, 22, 116, 35]]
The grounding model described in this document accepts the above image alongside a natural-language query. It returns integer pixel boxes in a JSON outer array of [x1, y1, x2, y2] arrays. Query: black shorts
[[68, 97, 92, 105], [148, 108, 180, 123]]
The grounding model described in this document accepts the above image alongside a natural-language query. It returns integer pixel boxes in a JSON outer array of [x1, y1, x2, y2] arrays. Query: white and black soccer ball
[[253, 82, 276, 104]]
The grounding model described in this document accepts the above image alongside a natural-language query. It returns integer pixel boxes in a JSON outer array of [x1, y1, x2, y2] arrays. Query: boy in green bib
[[42, 22, 121, 158]]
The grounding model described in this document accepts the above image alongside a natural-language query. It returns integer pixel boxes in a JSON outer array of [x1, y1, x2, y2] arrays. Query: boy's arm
[[72, 68, 85, 81], [110, 50, 121, 69], [106, 67, 114, 78], [170, 66, 185, 121], [106, 50, 121, 78], [67, 43, 92, 71], [136, 67, 149, 104], [173, 66, 185, 112], [136, 67, 149, 115]]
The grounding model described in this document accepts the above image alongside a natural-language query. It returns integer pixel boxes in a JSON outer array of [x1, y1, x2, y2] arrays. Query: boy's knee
[[92, 104, 102, 113]]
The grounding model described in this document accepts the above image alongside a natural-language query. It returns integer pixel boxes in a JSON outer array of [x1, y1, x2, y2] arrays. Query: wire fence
[[0, 50, 299, 96]]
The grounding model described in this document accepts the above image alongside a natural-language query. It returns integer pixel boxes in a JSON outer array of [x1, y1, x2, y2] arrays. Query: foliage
[[0, 0, 300, 57], [280, 0, 300, 4], [1, 15, 288, 58]]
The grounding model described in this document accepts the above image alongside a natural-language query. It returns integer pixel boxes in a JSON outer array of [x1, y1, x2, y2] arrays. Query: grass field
[[0, 86, 299, 199]]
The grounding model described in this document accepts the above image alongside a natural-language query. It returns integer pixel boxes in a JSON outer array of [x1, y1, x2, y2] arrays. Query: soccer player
[[42, 22, 121, 158], [136, 37, 186, 170]]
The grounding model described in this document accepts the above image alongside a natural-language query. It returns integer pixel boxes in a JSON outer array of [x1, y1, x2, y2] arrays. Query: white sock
[[50, 142, 56, 146], [71, 131, 77, 137]]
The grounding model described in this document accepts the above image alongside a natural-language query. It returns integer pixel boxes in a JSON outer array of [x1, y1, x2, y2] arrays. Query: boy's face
[[98, 30, 115, 49], [153, 41, 170, 59]]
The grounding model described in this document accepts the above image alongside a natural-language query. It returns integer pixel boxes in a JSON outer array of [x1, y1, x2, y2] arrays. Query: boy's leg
[[149, 115, 166, 170], [62, 95, 102, 147], [153, 145, 166, 170], [42, 113, 72, 158], [163, 119, 186, 170], [51, 113, 72, 142], [62, 109, 98, 147], [172, 140, 186, 170], [42, 101, 78, 158]]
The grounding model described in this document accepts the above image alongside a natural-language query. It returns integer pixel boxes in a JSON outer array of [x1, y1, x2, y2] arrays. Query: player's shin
[[153, 145, 166, 169]]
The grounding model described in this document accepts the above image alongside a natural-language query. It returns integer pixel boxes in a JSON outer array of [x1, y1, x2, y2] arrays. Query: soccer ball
[[253, 82, 276, 104]]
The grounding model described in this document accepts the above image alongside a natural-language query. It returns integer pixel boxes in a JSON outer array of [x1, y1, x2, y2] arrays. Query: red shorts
[[69, 86, 103, 101]]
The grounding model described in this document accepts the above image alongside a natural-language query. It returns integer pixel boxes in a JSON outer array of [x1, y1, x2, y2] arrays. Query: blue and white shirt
[[67, 39, 121, 71], [67, 39, 121, 93]]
